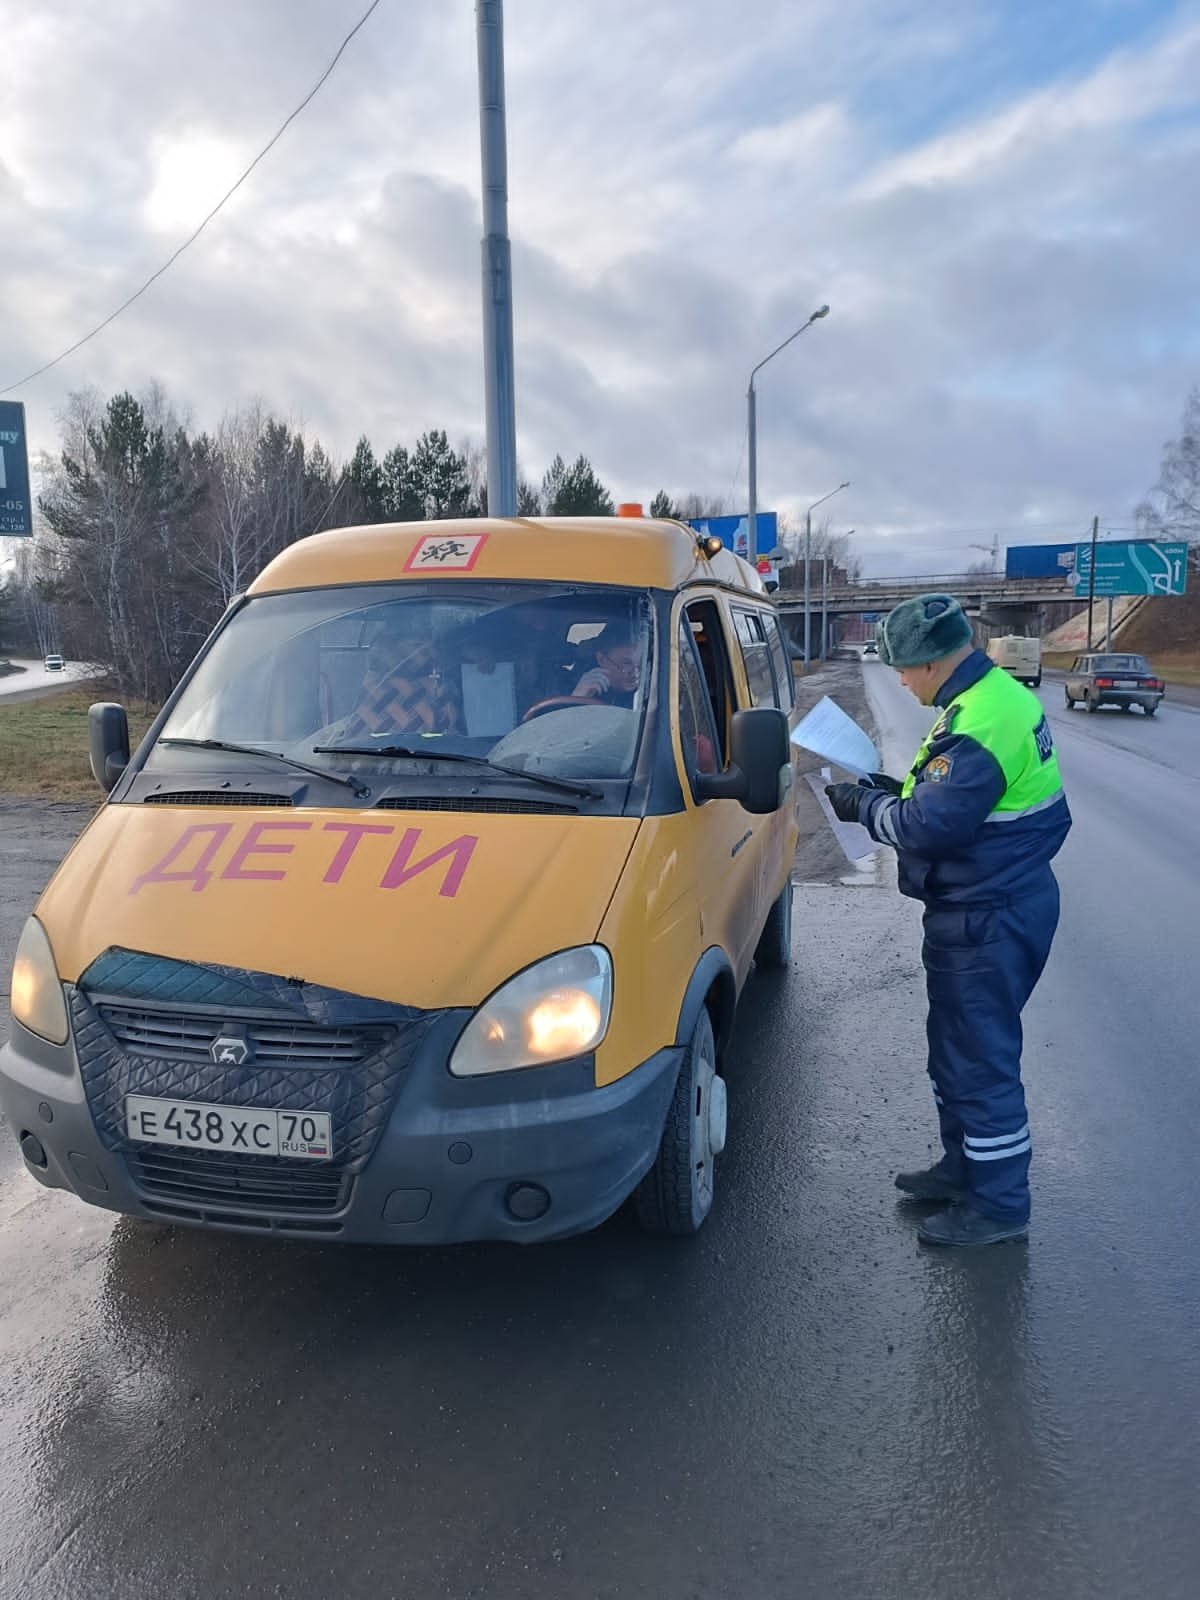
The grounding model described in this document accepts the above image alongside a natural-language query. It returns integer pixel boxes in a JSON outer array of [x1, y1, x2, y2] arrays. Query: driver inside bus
[[571, 625, 643, 709]]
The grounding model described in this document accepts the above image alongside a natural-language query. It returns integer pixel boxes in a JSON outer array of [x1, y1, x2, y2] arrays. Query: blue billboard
[[687, 513, 777, 560], [1005, 542, 1078, 580], [0, 400, 33, 538]]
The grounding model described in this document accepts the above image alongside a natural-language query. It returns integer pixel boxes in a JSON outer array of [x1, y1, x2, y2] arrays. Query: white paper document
[[461, 662, 517, 736], [789, 695, 879, 780], [804, 771, 878, 861]]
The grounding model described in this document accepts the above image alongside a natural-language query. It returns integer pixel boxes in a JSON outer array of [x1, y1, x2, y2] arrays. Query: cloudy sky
[[3, 0, 1199, 573]]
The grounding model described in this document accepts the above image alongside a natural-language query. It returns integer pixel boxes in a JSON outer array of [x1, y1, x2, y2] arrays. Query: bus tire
[[755, 877, 793, 971], [635, 1008, 722, 1236]]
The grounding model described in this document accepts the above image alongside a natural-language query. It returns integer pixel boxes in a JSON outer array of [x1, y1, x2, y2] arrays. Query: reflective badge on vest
[[929, 704, 959, 742], [926, 755, 952, 783], [1034, 715, 1054, 763]]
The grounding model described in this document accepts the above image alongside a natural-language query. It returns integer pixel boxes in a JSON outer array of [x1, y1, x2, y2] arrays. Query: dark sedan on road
[[1064, 652, 1164, 715]]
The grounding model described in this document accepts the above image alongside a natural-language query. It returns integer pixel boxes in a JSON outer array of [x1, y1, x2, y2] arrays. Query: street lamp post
[[476, 0, 517, 516], [747, 305, 829, 564], [804, 482, 849, 666]]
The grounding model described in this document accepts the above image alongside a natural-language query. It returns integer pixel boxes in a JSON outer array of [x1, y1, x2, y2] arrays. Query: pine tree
[[410, 430, 473, 519], [40, 390, 206, 700], [379, 445, 423, 522], [346, 436, 385, 522], [542, 454, 614, 516], [649, 490, 677, 519], [540, 454, 567, 512]]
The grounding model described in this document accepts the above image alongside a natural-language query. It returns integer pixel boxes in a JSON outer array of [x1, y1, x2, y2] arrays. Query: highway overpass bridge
[[775, 572, 1082, 621]]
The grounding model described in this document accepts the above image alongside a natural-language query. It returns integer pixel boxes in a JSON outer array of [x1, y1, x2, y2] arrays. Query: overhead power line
[[0, 0, 384, 397]]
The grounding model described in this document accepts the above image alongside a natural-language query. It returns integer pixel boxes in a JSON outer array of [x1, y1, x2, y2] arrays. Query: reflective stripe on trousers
[[922, 875, 1060, 1222]]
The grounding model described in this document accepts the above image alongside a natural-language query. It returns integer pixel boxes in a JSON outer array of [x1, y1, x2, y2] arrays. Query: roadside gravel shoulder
[[0, 800, 94, 1037], [789, 658, 880, 885]]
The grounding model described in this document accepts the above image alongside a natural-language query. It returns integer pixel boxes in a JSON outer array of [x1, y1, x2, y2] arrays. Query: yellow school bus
[[3, 514, 800, 1243]]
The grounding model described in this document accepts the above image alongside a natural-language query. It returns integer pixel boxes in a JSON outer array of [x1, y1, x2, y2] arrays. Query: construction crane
[[968, 533, 1001, 573]]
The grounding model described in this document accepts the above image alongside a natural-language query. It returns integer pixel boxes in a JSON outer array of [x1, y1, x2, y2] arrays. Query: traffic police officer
[[827, 595, 1071, 1246]]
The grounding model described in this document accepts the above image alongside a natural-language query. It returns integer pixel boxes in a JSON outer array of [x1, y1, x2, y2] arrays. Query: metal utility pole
[[748, 384, 758, 563], [747, 305, 829, 564], [476, 0, 517, 516], [809, 512, 819, 662], [803, 481, 849, 667], [1085, 514, 1098, 649], [1105, 595, 1114, 650]]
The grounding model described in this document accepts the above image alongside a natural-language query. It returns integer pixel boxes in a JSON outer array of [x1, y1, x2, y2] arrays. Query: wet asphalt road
[[0, 659, 99, 703], [2, 669, 1199, 1599]]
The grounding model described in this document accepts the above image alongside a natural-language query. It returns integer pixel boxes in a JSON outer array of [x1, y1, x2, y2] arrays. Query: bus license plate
[[125, 1096, 333, 1160]]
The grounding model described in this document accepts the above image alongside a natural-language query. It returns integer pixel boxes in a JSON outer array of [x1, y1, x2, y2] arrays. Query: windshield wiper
[[313, 742, 600, 801], [158, 737, 371, 799]]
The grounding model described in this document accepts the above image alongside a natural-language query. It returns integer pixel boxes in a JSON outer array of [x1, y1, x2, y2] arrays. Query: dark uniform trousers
[[922, 874, 1059, 1222]]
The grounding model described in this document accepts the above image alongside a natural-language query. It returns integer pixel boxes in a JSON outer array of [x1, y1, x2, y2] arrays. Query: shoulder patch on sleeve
[[925, 754, 953, 783], [1034, 715, 1054, 763]]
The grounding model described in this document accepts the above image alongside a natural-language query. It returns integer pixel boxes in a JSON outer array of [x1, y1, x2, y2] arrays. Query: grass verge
[[0, 690, 157, 801], [1151, 656, 1200, 688]]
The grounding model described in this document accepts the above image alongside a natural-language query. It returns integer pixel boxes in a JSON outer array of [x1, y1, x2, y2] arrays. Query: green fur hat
[[877, 594, 973, 667]]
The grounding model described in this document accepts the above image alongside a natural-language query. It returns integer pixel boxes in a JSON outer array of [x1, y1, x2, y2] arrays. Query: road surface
[[0, 663, 1198, 1599], [0, 658, 98, 701]]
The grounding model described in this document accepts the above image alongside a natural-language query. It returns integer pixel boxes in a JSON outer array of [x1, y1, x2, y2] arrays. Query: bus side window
[[761, 612, 795, 710], [732, 607, 779, 709], [677, 618, 720, 781], [679, 598, 735, 783]]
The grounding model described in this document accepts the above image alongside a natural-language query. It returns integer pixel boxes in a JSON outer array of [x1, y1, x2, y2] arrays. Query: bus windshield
[[150, 582, 655, 786]]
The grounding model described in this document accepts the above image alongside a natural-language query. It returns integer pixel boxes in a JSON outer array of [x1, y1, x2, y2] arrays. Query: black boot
[[894, 1164, 968, 1203], [917, 1203, 1028, 1247]]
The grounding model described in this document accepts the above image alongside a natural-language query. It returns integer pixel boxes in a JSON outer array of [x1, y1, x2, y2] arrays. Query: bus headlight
[[10, 917, 70, 1046], [449, 946, 612, 1076]]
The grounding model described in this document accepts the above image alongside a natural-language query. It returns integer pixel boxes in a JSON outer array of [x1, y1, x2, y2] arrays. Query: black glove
[[825, 782, 868, 823], [865, 772, 902, 797]]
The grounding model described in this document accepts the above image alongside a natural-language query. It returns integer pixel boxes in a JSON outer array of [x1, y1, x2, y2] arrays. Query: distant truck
[[987, 635, 1041, 688]]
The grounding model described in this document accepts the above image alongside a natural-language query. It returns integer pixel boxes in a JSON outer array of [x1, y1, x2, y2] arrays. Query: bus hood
[[35, 804, 640, 1010]]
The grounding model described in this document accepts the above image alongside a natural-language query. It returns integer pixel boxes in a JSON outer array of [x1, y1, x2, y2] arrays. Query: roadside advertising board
[[0, 401, 34, 538], [688, 513, 777, 560]]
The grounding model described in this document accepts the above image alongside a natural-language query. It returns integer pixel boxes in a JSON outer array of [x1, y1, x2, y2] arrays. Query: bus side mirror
[[695, 707, 791, 814], [89, 703, 130, 792]]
